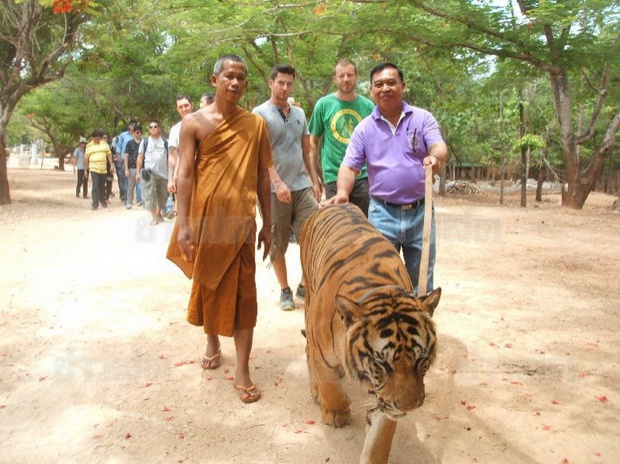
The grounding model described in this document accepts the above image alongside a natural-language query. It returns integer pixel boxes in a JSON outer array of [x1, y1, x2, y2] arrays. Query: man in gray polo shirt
[[253, 64, 322, 311]]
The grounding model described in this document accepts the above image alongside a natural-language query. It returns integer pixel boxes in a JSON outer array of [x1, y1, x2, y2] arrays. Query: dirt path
[[1, 168, 618, 464]]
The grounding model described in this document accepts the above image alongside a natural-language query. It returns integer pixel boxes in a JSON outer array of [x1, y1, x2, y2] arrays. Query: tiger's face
[[336, 286, 440, 418]]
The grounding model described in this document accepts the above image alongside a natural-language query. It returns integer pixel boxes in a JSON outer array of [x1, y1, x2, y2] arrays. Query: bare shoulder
[[183, 106, 222, 141]]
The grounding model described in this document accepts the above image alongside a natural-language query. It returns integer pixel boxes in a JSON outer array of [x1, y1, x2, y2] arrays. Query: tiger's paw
[[321, 407, 352, 428]]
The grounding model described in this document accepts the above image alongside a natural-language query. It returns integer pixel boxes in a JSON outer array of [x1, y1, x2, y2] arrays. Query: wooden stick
[[417, 165, 433, 297]]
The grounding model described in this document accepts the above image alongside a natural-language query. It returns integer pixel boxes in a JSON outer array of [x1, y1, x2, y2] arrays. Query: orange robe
[[167, 107, 273, 336]]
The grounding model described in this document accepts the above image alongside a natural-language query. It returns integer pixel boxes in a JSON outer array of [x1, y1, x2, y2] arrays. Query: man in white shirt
[[137, 120, 169, 225], [166, 95, 194, 219]]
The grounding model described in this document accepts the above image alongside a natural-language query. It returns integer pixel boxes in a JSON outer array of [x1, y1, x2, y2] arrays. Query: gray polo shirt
[[252, 101, 311, 193]]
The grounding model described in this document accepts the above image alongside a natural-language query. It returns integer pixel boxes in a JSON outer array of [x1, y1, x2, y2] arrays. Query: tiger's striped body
[[299, 204, 441, 464]]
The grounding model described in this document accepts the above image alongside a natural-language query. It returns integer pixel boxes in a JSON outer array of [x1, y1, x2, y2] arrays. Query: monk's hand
[[177, 226, 196, 262], [257, 225, 272, 261]]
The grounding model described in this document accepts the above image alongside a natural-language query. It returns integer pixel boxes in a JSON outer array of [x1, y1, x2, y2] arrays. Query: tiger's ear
[[335, 295, 364, 327], [418, 287, 441, 317]]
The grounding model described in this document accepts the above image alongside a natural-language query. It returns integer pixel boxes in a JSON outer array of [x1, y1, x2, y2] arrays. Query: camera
[[141, 168, 151, 181]]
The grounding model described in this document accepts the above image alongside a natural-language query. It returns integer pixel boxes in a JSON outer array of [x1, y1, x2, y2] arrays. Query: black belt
[[372, 196, 424, 210]]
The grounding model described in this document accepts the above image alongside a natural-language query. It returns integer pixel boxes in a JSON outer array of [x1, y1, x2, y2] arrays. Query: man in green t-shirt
[[309, 59, 375, 216]]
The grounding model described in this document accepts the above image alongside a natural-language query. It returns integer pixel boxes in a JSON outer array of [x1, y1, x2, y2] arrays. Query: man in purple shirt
[[326, 62, 448, 294]]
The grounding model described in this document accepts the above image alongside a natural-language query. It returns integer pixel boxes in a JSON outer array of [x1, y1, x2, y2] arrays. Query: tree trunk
[[562, 183, 590, 209], [549, 72, 585, 209], [499, 155, 505, 206], [536, 166, 543, 202], [51, 138, 67, 171], [0, 120, 11, 205], [439, 163, 446, 196], [519, 99, 527, 208]]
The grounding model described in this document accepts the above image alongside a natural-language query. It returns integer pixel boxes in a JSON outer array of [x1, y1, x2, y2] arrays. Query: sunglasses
[[149, 125, 158, 129]]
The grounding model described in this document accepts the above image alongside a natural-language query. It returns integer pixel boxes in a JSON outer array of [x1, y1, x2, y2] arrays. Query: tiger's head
[[335, 286, 441, 419]]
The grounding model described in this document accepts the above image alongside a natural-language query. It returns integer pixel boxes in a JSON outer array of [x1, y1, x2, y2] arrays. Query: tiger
[[298, 203, 441, 464]]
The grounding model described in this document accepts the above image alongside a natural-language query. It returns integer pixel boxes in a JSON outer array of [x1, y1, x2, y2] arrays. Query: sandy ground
[[0, 166, 619, 464]]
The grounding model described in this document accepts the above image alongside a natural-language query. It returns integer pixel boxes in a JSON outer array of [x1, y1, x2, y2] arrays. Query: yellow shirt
[[85, 140, 111, 174]]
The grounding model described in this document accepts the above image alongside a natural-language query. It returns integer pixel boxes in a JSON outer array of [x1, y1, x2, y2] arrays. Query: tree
[[367, 0, 620, 209], [0, 0, 94, 205], [18, 80, 93, 170]]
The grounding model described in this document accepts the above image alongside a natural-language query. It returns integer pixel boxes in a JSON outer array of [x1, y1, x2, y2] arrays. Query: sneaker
[[295, 284, 306, 300], [136, 201, 144, 207], [166, 210, 176, 220], [280, 287, 295, 311], [125, 204, 132, 210]]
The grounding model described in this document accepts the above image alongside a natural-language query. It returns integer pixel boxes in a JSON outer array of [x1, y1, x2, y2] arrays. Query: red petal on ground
[[162, 407, 171, 412], [595, 395, 607, 402], [305, 419, 315, 425], [125, 433, 132, 439]]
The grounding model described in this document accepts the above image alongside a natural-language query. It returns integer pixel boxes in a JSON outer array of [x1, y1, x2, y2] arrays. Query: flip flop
[[234, 384, 262, 404], [200, 350, 221, 370]]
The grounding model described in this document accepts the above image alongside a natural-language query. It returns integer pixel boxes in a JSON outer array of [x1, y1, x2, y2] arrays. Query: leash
[[417, 165, 433, 297]]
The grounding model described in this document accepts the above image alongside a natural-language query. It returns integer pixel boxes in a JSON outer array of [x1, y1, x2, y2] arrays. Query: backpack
[[142, 137, 168, 157]]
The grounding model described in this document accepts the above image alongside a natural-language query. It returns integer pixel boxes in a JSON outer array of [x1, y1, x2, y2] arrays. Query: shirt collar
[[372, 102, 414, 134], [372, 101, 414, 120]]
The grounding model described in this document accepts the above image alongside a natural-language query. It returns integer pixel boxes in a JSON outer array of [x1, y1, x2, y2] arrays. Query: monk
[[167, 54, 273, 403]]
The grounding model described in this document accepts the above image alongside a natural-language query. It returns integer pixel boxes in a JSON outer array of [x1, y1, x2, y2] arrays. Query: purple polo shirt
[[343, 102, 444, 203]]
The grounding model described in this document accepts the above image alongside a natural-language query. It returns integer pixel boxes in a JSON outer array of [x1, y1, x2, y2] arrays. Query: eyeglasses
[[149, 125, 158, 129]]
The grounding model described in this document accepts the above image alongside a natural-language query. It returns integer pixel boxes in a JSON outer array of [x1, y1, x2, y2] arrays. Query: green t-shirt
[[308, 93, 375, 184]]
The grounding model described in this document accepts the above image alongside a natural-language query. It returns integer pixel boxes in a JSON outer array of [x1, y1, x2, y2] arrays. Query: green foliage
[[7, 0, 619, 190]]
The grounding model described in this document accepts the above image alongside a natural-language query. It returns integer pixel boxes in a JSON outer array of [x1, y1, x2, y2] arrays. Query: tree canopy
[[1, 0, 618, 208]]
